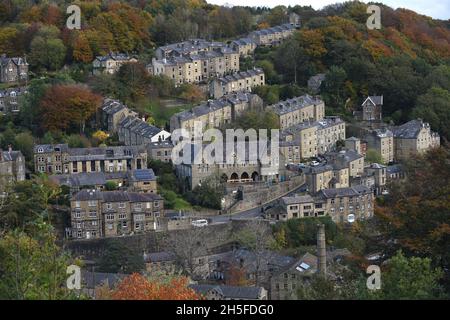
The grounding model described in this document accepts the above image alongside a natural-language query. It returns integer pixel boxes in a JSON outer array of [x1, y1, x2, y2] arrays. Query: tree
[[73, 32, 94, 63], [373, 251, 444, 299], [365, 149, 383, 164], [376, 148, 450, 293], [234, 220, 277, 286], [412, 87, 450, 141], [111, 273, 201, 300], [92, 130, 109, 145], [226, 264, 249, 287], [39, 84, 102, 133], [97, 240, 145, 274], [0, 221, 79, 300], [29, 26, 66, 71]]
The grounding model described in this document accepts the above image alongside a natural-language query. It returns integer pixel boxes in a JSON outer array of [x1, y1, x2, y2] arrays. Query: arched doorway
[[241, 172, 249, 180], [230, 173, 239, 181], [220, 173, 228, 184], [251, 172, 259, 181]]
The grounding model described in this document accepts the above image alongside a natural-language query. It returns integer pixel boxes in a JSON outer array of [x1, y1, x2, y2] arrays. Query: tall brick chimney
[[317, 224, 327, 277]]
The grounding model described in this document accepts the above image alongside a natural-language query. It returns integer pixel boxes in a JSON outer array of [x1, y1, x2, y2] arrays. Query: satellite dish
[[347, 214, 355, 223]]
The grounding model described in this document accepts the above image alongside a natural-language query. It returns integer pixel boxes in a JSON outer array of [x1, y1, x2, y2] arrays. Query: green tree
[[97, 240, 145, 274], [365, 149, 383, 164], [0, 221, 79, 300], [29, 26, 66, 71]]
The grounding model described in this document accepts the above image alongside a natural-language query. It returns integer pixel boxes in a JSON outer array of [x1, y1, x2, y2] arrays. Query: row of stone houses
[[267, 95, 325, 130], [34, 144, 148, 175], [70, 189, 164, 239], [150, 47, 240, 85], [0, 87, 27, 114], [101, 98, 171, 146], [209, 68, 265, 99], [280, 116, 346, 162], [349, 119, 440, 164], [248, 23, 297, 46], [49, 168, 157, 194], [0, 54, 28, 83], [92, 52, 138, 75], [169, 92, 263, 135], [271, 184, 374, 223]]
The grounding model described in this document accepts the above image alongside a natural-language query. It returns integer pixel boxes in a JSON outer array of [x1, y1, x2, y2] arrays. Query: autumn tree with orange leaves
[[111, 273, 202, 300], [39, 85, 102, 133]]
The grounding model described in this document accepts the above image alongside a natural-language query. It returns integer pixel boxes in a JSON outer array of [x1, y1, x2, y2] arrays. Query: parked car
[[311, 160, 320, 166], [191, 219, 209, 227]]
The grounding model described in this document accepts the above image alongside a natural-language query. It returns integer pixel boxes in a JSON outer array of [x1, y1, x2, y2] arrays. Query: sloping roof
[[362, 96, 383, 106], [282, 194, 314, 205], [189, 284, 264, 299], [319, 185, 371, 199], [0, 150, 23, 162], [81, 271, 125, 289], [144, 251, 176, 263], [391, 119, 431, 139], [268, 95, 323, 116], [0, 55, 28, 66], [72, 190, 163, 202], [127, 169, 156, 182], [215, 69, 264, 85], [34, 144, 69, 153]]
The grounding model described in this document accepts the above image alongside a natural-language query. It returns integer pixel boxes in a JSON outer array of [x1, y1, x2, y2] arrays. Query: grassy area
[[144, 99, 193, 128]]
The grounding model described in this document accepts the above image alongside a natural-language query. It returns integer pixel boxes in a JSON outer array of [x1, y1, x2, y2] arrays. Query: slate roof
[[144, 251, 176, 263], [81, 271, 125, 289], [34, 144, 69, 153], [0, 87, 28, 98], [0, 55, 28, 66], [250, 23, 295, 37], [231, 38, 255, 46], [72, 189, 163, 202], [362, 95, 383, 106], [102, 98, 127, 115], [189, 284, 264, 299], [215, 69, 264, 85], [268, 95, 323, 116], [282, 194, 314, 206], [67, 145, 145, 161], [127, 169, 156, 182], [0, 150, 23, 162], [391, 119, 433, 139], [319, 185, 371, 199], [94, 52, 134, 62]]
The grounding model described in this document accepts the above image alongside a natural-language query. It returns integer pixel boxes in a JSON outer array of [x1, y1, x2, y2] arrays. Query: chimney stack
[[317, 224, 327, 277]]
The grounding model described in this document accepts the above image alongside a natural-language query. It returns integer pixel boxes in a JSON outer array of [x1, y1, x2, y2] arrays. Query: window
[[74, 211, 81, 219], [154, 201, 159, 207], [89, 211, 97, 217], [88, 200, 97, 207], [106, 203, 112, 210], [119, 213, 127, 220], [119, 202, 125, 209], [106, 214, 114, 221], [75, 201, 81, 208]]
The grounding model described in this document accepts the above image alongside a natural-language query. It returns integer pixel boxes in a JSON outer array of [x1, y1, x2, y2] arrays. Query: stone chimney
[[317, 224, 327, 277]]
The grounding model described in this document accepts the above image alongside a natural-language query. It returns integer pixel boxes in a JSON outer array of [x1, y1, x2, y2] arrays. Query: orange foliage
[[226, 264, 249, 287], [111, 273, 202, 300]]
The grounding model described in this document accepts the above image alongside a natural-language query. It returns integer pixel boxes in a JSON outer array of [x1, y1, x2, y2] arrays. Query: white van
[[191, 219, 209, 227]]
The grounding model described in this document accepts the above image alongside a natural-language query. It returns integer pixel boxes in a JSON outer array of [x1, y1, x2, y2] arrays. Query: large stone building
[[50, 168, 157, 194], [0, 147, 26, 191], [70, 190, 164, 239], [391, 119, 440, 161], [155, 39, 227, 60], [101, 98, 138, 133], [147, 141, 173, 163], [175, 142, 281, 189], [151, 48, 239, 85], [34, 144, 147, 175], [117, 116, 170, 146], [170, 92, 263, 135], [364, 128, 394, 164], [0, 55, 28, 83], [325, 149, 365, 179], [229, 38, 257, 57], [280, 116, 345, 162], [209, 68, 265, 99], [249, 24, 296, 46], [0, 87, 27, 114], [92, 52, 138, 75], [275, 185, 374, 223], [303, 164, 349, 193], [354, 95, 383, 122], [267, 95, 325, 130]]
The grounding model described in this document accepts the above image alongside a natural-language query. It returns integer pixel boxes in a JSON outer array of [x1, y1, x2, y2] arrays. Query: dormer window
[[38, 147, 44, 153]]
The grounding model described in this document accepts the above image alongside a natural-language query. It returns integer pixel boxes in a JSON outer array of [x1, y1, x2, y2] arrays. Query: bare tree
[[233, 220, 277, 286]]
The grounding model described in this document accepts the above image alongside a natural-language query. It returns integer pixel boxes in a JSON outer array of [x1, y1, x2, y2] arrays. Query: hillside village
[[0, 1, 449, 301]]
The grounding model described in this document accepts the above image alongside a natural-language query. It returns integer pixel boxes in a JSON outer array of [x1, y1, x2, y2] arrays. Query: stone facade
[[267, 95, 325, 130], [230, 38, 257, 57], [303, 164, 349, 194], [34, 144, 147, 175], [354, 96, 383, 122], [209, 68, 265, 99], [92, 52, 138, 75], [364, 128, 394, 164], [325, 149, 364, 179], [275, 185, 373, 223], [101, 98, 138, 133], [147, 141, 173, 163], [70, 190, 164, 239], [249, 24, 296, 46], [151, 48, 239, 85], [170, 92, 263, 135], [0, 87, 27, 114], [0, 148, 26, 191], [391, 119, 440, 161], [0, 55, 28, 83], [118, 116, 170, 146]]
